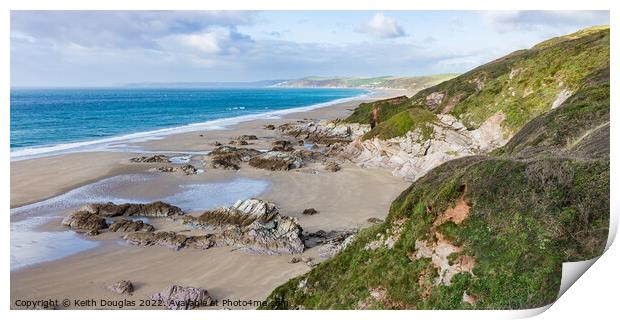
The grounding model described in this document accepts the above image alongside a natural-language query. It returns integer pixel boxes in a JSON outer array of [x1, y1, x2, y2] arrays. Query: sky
[[10, 10, 610, 87]]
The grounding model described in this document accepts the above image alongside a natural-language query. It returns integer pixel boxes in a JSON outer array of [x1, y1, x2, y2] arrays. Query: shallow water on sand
[[10, 174, 270, 270]]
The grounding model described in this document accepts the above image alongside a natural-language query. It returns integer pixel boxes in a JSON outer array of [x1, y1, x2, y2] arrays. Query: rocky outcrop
[[248, 151, 303, 171], [236, 134, 258, 141], [129, 155, 170, 163], [344, 113, 508, 181], [323, 161, 341, 172], [183, 199, 304, 255], [80, 201, 183, 218], [272, 140, 294, 152], [155, 164, 198, 175], [208, 146, 262, 170], [151, 285, 213, 310], [302, 208, 318, 215], [123, 231, 216, 251], [61, 211, 108, 234], [108, 280, 134, 295], [109, 218, 155, 232], [278, 120, 369, 144]]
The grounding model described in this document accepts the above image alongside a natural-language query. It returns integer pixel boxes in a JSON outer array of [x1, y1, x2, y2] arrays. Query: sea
[[10, 87, 368, 160]]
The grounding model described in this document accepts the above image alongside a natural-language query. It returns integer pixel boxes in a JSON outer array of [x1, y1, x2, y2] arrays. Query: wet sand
[[10, 89, 411, 309]]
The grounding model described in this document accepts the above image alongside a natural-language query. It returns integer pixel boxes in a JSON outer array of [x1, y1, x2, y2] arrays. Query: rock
[[264, 124, 276, 130], [129, 155, 170, 163], [318, 234, 356, 260], [303, 229, 356, 249], [155, 164, 198, 175], [80, 201, 183, 218], [293, 150, 325, 162], [151, 285, 213, 310], [278, 120, 369, 144], [109, 218, 155, 232], [108, 280, 134, 295], [189, 199, 305, 255], [344, 112, 508, 182], [248, 151, 303, 171], [289, 257, 301, 264], [184, 234, 216, 250], [323, 161, 341, 172], [271, 140, 294, 152], [123, 231, 188, 250], [62, 211, 108, 234], [236, 134, 258, 141], [123, 231, 215, 251], [366, 217, 384, 224], [229, 140, 249, 146], [214, 141, 222, 146], [209, 146, 262, 170], [302, 208, 319, 215]]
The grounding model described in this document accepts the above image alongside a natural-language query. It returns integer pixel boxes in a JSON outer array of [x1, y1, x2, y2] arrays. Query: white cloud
[[356, 13, 407, 39], [481, 10, 609, 32], [158, 27, 252, 55]]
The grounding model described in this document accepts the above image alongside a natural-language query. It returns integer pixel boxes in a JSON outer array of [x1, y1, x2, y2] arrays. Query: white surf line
[[11, 91, 372, 162]]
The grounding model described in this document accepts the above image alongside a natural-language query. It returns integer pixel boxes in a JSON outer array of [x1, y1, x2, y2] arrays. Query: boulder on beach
[[155, 164, 198, 175], [61, 211, 108, 234], [271, 140, 294, 152], [323, 161, 341, 172], [123, 231, 189, 250], [123, 231, 215, 251], [236, 134, 258, 141], [229, 140, 249, 146], [152, 285, 213, 310], [302, 208, 319, 215], [108, 280, 134, 295], [208, 146, 262, 170], [80, 201, 183, 218], [129, 155, 171, 163], [186, 198, 305, 255], [109, 218, 155, 232], [248, 151, 303, 171], [264, 124, 276, 130]]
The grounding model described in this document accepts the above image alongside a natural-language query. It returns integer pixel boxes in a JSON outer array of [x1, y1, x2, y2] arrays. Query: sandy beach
[[10, 89, 411, 309]]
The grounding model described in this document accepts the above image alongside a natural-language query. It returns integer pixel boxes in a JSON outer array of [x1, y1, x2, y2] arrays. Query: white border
[[2, 1, 617, 319]]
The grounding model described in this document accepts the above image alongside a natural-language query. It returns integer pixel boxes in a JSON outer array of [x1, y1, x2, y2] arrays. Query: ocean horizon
[[10, 87, 368, 160]]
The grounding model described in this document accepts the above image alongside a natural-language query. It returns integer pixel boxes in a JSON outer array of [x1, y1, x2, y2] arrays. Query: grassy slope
[[262, 66, 610, 310], [279, 74, 458, 90], [346, 26, 609, 141]]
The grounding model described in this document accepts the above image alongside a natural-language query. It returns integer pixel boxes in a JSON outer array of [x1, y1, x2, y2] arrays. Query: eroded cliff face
[[344, 112, 508, 181], [279, 112, 508, 182]]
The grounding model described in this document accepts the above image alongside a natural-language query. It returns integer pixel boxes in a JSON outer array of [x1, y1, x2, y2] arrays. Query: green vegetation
[[362, 107, 438, 141], [277, 74, 458, 90], [345, 26, 609, 141], [262, 45, 610, 310]]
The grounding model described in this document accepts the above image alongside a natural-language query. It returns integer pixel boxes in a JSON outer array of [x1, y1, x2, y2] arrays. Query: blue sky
[[10, 10, 610, 87]]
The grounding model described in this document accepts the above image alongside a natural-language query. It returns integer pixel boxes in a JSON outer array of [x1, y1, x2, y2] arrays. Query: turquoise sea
[[10, 87, 367, 159]]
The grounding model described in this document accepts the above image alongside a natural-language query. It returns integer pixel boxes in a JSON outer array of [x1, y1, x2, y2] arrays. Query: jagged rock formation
[[272, 140, 295, 152], [182, 199, 305, 255], [208, 146, 262, 170], [154, 164, 198, 175], [123, 231, 216, 251], [151, 285, 213, 310], [61, 211, 108, 235], [109, 218, 155, 232], [278, 120, 369, 145], [80, 201, 183, 217], [108, 280, 134, 295], [248, 151, 303, 171], [129, 155, 170, 163]]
